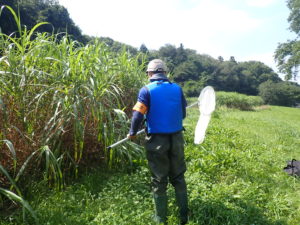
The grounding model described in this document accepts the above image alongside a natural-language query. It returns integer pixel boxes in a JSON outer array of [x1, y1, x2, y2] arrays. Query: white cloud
[[58, 0, 262, 53], [58, 0, 296, 80]]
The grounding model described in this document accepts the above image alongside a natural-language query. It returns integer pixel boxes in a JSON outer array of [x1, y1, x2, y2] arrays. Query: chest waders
[[144, 80, 188, 224], [145, 131, 188, 224]]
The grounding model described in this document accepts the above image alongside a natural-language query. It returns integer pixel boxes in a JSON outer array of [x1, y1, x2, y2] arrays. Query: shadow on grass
[[0, 167, 151, 225], [189, 197, 287, 225]]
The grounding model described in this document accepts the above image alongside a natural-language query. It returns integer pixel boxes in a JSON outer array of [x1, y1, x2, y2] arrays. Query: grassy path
[[183, 105, 300, 225], [1, 106, 300, 225]]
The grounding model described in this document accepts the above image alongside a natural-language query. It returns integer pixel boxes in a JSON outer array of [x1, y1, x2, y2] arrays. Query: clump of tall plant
[[0, 4, 147, 217], [216, 91, 263, 110]]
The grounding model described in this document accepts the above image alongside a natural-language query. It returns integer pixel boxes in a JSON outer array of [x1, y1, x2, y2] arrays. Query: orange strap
[[133, 102, 148, 114]]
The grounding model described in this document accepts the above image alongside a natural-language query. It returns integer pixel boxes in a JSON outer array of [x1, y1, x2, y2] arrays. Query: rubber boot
[[175, 191, 188, 225], [153, 194, 168, 224]]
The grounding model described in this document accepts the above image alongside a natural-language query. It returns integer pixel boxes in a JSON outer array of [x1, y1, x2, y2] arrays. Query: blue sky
[[58, 0, 297, 81]]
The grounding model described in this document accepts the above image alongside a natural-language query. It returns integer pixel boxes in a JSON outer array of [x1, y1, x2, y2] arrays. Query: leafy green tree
[[172, 60, 200, 83], [171, 51, 215, 93], [0, 0, 88, 43], [157, 44, 178, 72], [229, 56, 237, 63], [275, 0, 300, 80], [207, 60, 281, 95], [38, 4, 84, 41], [148, 43, 281, 96], [259, 80, 300, 106], [238, 61, 281, 95], [287, 0, 300, 35], [175, 43, 187, 64], [218, 56, 224, 62], [139, 44, 148, 54], [97, 37, 138, 55], [209, 61, 241, 92], [156, 44, 192, 72], [182, 80, 204, 97]]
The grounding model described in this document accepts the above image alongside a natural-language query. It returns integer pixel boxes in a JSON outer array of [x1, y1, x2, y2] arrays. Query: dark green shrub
[[182, 80, 204, 97], [216, 92, 263, 110], [258, 80, 300, 106]]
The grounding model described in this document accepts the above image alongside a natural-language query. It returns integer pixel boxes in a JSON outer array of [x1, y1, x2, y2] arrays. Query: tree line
[[144, 44, 300, 106], [1, 0, 299, 106], [0, 0, 89, 43]]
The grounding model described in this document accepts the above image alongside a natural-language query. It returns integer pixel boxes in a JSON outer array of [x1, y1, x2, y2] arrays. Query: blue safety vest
[[146, 81, 183, 134]]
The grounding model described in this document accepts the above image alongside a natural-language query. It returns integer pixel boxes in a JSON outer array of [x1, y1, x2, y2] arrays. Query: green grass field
[[1, 105, 300, 225]]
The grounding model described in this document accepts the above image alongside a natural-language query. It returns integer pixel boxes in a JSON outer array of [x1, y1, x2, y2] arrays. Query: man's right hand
[[127, 134, 136, 140]]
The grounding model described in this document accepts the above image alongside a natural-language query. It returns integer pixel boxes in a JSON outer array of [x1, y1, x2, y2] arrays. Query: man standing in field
[[128, 59, 188, 224]]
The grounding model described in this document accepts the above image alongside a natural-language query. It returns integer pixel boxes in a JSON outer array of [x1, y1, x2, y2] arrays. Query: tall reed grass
[[0, 5, 147, 220], [216, 91, 264, 110]]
